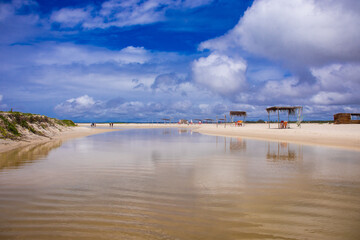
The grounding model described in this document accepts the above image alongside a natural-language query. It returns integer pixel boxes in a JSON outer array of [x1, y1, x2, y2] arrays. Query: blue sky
[[1, 0, 360, 122]]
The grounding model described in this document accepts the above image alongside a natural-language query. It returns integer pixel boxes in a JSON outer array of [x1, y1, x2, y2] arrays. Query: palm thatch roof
[[266, 106, 302, 116], [230, 111, 247, 117]]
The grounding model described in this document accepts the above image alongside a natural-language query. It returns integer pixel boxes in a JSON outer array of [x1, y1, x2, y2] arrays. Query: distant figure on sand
[[109, 122, 114, 127]]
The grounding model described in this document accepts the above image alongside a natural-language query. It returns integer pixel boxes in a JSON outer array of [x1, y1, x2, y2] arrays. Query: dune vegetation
[[0, 111, 75, 140]]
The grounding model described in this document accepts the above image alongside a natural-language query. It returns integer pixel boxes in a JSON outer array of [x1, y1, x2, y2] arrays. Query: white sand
[[194, 123, 360, 151]]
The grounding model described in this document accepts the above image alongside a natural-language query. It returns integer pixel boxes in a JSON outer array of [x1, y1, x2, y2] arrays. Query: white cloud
[[195, 0, 360, 110], [201, 0, 360, 69], [310, 63, 360, 105], [51, 0, 214, 29], [0, 0, 40, 44], [151, 73, 186, 92], [54, 95, 100, 117], [192, 53, 247, 96], [50, 7, 91, 28], [34, 44, 150, 66]]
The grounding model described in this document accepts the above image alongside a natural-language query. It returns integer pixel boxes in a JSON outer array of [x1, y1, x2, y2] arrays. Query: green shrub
[[61, 119, 76, 127], [0, 126, 7, 138], [0, 115, 20, 136]]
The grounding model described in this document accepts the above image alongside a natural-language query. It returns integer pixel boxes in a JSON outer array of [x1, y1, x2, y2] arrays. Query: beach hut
[[334, 113, 360, 124], [266, 106, 303, 129], [230, 111, 247, 126]]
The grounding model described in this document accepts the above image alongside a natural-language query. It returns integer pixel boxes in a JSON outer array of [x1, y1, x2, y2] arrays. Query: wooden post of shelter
[[278, 109, 280, 128]]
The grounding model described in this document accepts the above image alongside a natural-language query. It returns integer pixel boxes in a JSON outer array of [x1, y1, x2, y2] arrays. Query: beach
[[81, 123, 360, 151], [194, 123, 360, 151], [1, 123, 359, 153]]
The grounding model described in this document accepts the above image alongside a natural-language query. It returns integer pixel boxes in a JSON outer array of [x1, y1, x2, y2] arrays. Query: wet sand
[[0, 127, 121, 153]]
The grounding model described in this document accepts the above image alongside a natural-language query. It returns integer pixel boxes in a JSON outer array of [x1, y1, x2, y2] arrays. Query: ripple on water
[[0, 128, 360, 240]]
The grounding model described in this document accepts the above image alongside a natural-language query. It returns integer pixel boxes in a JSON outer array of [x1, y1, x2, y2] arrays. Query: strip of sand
[[0, 126, 120, 153], [193, 123, 360, 151], [2, 123, 359, 153], [80, 123, 360, 150]]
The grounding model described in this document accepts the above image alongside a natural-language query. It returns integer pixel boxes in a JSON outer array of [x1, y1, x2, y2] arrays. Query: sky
[[0, 0, 360, 122]]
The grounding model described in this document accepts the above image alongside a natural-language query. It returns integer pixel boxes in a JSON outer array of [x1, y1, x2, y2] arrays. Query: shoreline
[[82, 123, 360, 151], [0, 126, 121, 153], [193, 123, 360, 151], [1, 123, 359, 153]]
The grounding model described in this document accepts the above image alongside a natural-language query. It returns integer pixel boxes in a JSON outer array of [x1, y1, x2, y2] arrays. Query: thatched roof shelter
[[229, 111, 247, 125], [266, 106, 302, 115], [161, 118, 171, 124], [266, 106, 303, 128], [230, 111, 247, 117]]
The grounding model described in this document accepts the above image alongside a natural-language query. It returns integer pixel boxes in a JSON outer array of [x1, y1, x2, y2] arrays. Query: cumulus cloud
[[196, 0, 360, 109], [310, 63, 360, 105], [54, 95, 101, 117], [201, 0, 360, 69], [51, 0, 214, 29], [54, 94, 232, 121], [192, 53, 247, 97], [151, 73, 186, 92]]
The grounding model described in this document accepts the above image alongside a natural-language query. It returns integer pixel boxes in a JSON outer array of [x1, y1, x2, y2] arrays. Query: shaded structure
[[161, 118, 171, 124], [334, 113, 360, 124], [216, 115, 227, 128], [266, 106, 303, 128], [203, 118, 214, 123], [230, 111, 247, 126]]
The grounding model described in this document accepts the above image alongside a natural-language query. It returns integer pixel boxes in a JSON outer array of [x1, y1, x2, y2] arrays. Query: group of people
[[90, 122, 114, 127]]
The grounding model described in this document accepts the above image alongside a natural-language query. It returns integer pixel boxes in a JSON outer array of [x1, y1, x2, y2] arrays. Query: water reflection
[[0, 140, 62, 171], [216, 136, 247, 152], [0, 129, 359, 240], [229, 137, 247, 152], [266, 141, 302, 161]]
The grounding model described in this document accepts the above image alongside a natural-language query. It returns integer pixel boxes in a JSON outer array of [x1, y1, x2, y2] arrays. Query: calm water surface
[[0, 128, 360, 240]]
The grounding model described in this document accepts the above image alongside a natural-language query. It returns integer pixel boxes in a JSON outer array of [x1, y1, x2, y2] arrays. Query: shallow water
[[0, 128, 359, 240]]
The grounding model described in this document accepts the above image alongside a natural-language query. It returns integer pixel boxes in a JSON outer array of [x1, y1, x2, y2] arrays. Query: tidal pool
[[0, 128, 359, 240]]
